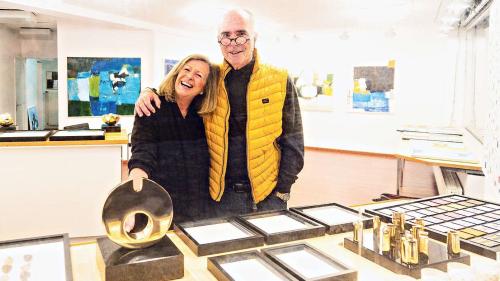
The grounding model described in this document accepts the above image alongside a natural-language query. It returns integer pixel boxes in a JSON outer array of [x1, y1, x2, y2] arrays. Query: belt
[[226, 181, 251, 193]]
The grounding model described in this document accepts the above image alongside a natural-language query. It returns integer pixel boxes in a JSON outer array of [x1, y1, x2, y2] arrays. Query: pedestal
[[96, 236, 184, 281], [101, 124, 121, 133], [0, 126, 15, 131]]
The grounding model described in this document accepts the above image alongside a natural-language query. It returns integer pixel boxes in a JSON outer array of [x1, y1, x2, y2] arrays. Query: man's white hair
[[217, 8, 256, 35]]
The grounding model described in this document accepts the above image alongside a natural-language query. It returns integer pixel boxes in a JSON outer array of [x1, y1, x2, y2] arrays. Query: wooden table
[[70, 223, 497, 280]]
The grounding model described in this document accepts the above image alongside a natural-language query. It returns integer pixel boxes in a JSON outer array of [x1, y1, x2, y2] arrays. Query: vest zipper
[[216, 67, 231, 201]]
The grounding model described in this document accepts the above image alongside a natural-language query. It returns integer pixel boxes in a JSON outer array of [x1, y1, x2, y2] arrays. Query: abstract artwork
[[293, 71, 334, 111], [164, 59, 179, 76], [351, 60, 395, 113], [27, 106, 39, 130], [67, 57, 141, 116]]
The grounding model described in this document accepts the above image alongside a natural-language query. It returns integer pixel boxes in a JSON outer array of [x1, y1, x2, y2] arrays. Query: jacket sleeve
[[127, 112, 159, 178], [276, 76, 305, 193]]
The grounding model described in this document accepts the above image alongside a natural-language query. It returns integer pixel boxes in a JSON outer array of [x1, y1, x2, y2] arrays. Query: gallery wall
[[0, 27, 21, 117], [151, 26, 460, 153], [56, 21, 154, 129]]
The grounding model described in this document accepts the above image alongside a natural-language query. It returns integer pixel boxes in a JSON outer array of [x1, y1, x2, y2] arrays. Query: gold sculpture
[[102, 178, 173, 249], [0, 113, 13, 127], [102, 113, 120, 126]]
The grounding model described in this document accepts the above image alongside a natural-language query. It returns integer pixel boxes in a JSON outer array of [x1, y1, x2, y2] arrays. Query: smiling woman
[[127, 54, 219, 225]]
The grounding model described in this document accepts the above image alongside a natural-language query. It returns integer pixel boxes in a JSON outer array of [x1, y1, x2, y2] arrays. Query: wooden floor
[[288, 148, 437, 207], [122, 147, 438, 207]]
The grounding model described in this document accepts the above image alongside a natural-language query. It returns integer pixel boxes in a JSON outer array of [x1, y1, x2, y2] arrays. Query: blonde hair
[[158, 54, 218, 115]]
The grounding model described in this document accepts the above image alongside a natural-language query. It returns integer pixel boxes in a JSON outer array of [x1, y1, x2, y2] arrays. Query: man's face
[[218, 12, 255, 70]]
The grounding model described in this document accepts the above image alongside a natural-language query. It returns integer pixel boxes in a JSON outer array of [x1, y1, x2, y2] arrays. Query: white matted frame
[[0, 234, 73, 281]]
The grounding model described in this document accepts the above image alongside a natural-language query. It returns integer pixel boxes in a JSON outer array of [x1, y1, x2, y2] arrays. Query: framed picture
[[175, 217, 264, 256], [0, 234, 73, 281], [67, 57, 141, 116], [207, 250, 296, 281]]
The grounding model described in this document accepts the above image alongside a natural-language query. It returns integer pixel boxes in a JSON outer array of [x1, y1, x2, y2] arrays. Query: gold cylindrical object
[[411, 225, 423, 241], [398, 213, 406, 233], [419, 231, 429, 264], [419, 231, 429, 254], [447, 230, 461, 255], [415, 218, 425, 228], [400, 236, 409, 264], [353, 221, 364, 244], [387, 223, 397, 244], [373, 216, 381, 235], [392, 212, 401, 224], [382, 228, 391, 253], [409, 238, 419, 265]]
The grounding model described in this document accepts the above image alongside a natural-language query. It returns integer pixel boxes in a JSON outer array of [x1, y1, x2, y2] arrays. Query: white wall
[[0, 27, 21, 119], [152, 26, 459, 154], [57, 21, 154, 130], [21, 31, 57, 59]]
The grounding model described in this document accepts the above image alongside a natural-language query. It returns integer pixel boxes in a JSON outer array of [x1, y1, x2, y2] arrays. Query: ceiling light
[[19, 27, 51, 37], [0, 9, 34, 20]]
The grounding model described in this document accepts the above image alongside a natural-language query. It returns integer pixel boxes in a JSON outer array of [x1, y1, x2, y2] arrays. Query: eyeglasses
[[218, 36, 250, 46]]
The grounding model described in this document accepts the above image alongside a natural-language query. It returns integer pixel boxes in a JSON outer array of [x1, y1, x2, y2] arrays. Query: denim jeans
[[206, 187, 287, 219]]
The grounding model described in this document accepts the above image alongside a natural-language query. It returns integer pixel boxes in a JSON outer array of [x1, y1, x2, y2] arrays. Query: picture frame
[[262, 243, 357, 281], [174, 217, 264, 256], [49, 130, 105, 141], [0, 234, 73, 281], [290, 202, 373, 234], [207, 250, 297, 281], [237, 210, 326, 244], [0, 130, 53, 142]]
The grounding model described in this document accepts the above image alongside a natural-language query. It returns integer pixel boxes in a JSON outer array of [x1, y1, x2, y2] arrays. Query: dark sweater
[[128, 96, 210, 223]]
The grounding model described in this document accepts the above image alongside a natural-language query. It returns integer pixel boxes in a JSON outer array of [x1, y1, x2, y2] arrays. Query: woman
[[127, 54, 218, 225]]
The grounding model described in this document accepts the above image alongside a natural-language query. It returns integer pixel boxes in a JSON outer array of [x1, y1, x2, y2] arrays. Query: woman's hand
[[128, 168, 148, 192], [124, 168, 148, 232]]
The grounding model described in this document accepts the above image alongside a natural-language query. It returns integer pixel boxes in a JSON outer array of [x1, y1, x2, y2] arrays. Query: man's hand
[[135, 88, 162, 117]]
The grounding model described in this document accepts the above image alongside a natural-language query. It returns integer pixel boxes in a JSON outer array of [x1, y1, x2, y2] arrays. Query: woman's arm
[[128, 109, 160, 186]]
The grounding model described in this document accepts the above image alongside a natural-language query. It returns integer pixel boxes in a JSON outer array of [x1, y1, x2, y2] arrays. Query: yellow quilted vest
[[204, 51, 288, 203]]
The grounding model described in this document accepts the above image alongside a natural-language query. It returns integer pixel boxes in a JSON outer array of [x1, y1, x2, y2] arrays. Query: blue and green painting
[[352, 62, 395, 113], [67, 57, 141, 116]]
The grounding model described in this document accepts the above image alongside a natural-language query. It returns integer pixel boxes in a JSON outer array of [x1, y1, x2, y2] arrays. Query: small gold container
[[419, 231, 429, 264], [382, 228, 391, 253], [411, 225, 423, 242], [415, 218, 425, 228], [353, 221, 364, 244], [400, 236, 409, 264], [447, 230, 461, 255], [386, 223, 397, 244], [392, 212, 401, 224], [408, 238, 419, 265], [373, 216, 381, 235]]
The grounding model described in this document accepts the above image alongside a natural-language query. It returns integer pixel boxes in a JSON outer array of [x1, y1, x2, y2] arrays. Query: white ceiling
[[0, 0, 444, 34]]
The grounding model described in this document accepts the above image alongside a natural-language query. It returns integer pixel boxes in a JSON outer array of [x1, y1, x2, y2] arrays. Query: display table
[[0, 132, 128, 240], [69, 230, 496, 281], [395, 137, 483, 196]]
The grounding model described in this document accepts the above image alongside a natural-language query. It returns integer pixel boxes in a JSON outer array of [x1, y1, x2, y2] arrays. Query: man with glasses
[[135, 9, 304, 217]]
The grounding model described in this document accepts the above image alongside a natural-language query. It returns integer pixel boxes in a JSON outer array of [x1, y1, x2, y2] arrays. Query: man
[[135, 9, 304, 216]]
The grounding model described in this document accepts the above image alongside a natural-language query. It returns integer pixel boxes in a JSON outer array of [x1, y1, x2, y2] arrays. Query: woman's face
[[175, 59, 210, 99]]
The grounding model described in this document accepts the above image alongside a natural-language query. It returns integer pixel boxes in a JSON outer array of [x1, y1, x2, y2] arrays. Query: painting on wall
[[351, 60, 395, 113], [67, 57, 141, 116], [27, 106, 39, 130], [293, 71, 334, 111], [164, 59, 179, 76]]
